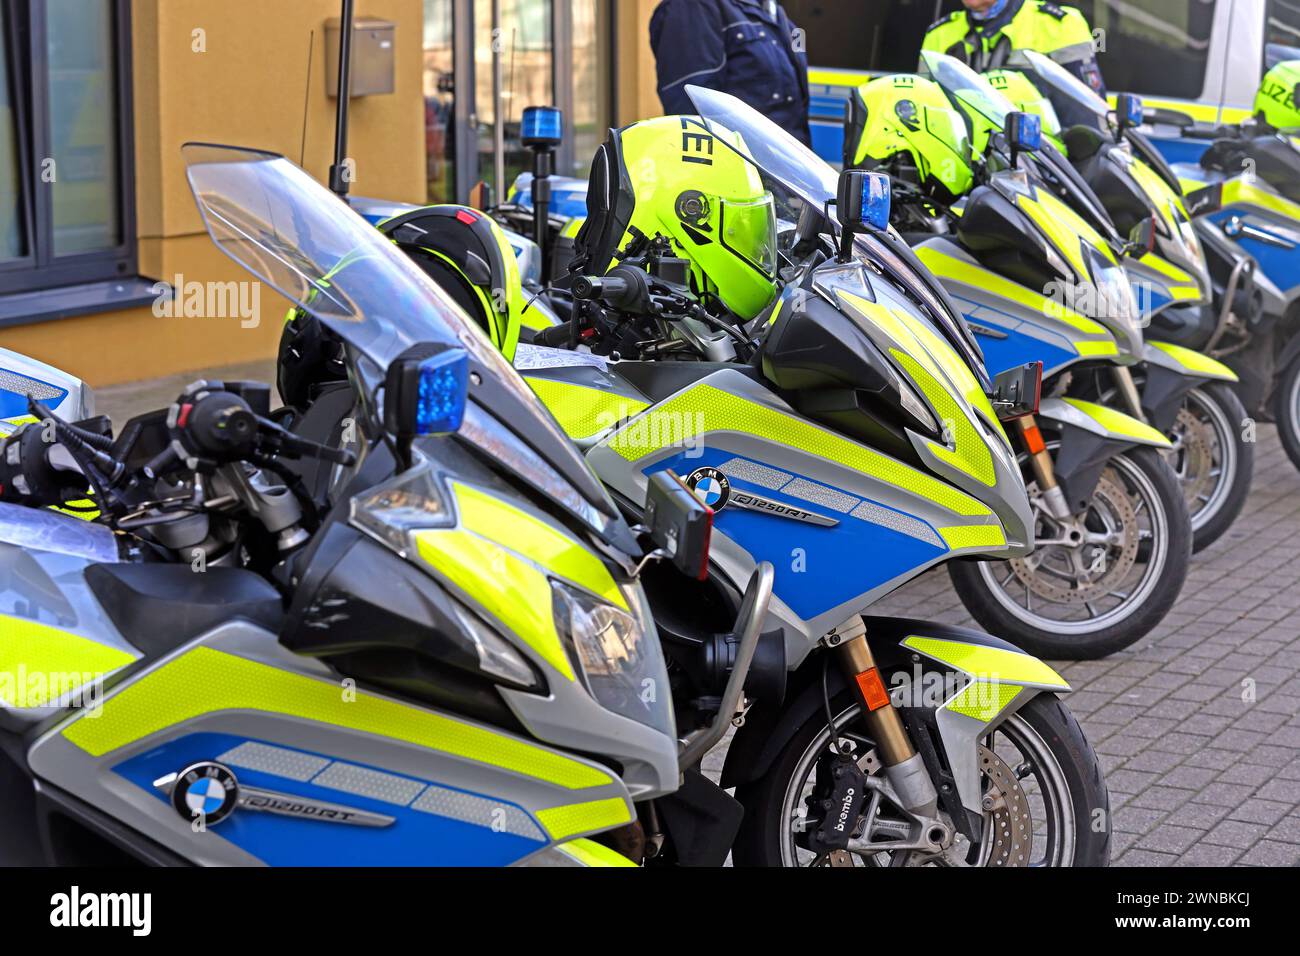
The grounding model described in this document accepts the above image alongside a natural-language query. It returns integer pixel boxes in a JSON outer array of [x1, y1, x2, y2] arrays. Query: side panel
[[27, 625, 634, 866], [586, 369, 1011, 655]]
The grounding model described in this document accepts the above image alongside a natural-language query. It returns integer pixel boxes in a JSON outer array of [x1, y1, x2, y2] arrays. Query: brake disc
[[1009, 468, 1139, 604], [1169, 405, 1216, 513], [976, 744, 1033, 867]]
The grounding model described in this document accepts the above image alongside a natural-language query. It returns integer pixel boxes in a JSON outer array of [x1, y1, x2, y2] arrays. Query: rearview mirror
[[1129, 216, 1157, 255], [1116, 93, 1144, 132], [990, 361, 1042, 421], [644, 470, 713, 580], [834, 169, 891, 260]]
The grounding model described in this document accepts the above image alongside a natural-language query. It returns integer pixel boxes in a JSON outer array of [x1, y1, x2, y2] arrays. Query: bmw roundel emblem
[[170, 761, 239, 826], [685, 467, 730, 510]]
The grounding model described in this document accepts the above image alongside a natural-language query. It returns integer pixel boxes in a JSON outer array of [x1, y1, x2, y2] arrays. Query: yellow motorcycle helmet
[[844, 74, 975, 203], [984, 69, 1067, 153], [573, 115, 778, 322]]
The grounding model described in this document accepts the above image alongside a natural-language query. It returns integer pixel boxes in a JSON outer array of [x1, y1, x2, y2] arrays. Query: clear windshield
[[686, 85, 838, 210], [182, 144, 485, 371], [1019, 49, 1109, 121], [920, 51, 1015, 132]]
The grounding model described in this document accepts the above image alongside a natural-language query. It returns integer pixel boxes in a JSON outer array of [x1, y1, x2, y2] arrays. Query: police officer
[[923, 0, 1106, 95], [650, 0, 811, 145]]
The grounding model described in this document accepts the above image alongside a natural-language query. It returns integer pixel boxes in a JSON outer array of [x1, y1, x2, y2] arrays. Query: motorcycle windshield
[[182, 143, 473, 370], [920, 51, 1017, 135], [183, 143, 626, 541], [1019, 49, 1109, 125], [684, 84, 991, 391]]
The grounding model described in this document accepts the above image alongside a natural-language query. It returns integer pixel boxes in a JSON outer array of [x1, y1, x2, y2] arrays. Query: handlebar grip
[[573, 275, 630, 302], [533, 321, 577, 348]]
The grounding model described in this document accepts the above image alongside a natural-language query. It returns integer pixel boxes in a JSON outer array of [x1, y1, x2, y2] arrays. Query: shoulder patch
[[1038, 1, 1068, 18], [930, 11, 963, 29]]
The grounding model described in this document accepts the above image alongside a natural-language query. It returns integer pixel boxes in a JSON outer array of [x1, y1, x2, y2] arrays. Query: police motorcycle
[[1143, 59, 1300, 474], [499, 88, 1113, 865], [281, 84, 1111, 864], [0, 142, 774, 867], [997, 51, 1254, 552], [846, 56, 1192, 659]]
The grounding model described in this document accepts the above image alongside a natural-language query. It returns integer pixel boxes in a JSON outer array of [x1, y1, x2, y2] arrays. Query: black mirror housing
[[644, 470, 713, 580], [991, 361, 1042, 421]]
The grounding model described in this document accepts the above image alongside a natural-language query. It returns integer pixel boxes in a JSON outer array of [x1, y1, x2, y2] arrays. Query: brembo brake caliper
[[806, 753, 869, 854]]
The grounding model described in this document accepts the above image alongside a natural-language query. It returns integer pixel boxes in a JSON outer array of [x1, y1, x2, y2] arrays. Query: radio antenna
[[299, 29, 315, 168], [329, 0, 356, 198]]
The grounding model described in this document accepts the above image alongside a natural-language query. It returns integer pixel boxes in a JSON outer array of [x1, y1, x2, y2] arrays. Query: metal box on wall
[[325, 17, 396, 97]]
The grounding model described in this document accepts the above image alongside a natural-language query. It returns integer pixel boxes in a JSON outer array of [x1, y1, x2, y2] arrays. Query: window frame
[[0, 0, 136, 295]]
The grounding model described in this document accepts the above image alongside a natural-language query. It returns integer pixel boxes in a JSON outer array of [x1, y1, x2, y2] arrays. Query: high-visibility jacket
[[922, 0, 1105, 96]]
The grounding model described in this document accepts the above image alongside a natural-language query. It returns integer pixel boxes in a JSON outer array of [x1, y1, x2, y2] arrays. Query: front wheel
[[1275, 357, 1300, 473], [732, 694, 1110, 867], [950, 445, 1191, 659], [1166, 383, 1253, 552]]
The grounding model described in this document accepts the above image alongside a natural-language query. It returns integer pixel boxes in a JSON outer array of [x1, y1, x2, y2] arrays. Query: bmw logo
[[685, 467, 730, 510], [170, 761, 239, 826]]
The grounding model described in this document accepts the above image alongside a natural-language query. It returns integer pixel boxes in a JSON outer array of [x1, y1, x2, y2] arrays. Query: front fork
[[1112, 365, 1149, 425], [1011, 415, 1073, 521], [828, 619, 939, 819]]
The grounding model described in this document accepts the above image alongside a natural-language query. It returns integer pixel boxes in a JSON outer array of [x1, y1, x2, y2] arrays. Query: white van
[[795, 0, 1296, 162]]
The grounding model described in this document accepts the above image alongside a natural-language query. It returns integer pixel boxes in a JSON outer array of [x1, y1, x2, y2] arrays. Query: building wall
[[4, 0, 425, 387], [616, 0, 663, 126]]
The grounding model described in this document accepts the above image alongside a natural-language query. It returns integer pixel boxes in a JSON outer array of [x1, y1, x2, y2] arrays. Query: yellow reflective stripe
[[838, 292, 997, 485], [1148, 341, 1239, 381], [416, 529, 575, 680], [912, 247, 1109, 337], [1138, 253, 1194, 285], [808, 68, 874, 88], [556, 837, 637, 867], [946, 682, 1023, 721], [1220, 178, 1300, 221], [1075, 340, 1120, 357], [525, 377, 649, 441], [1020, 190, 1116, 268], [536, 796, 632, 841], [1110, 95, 1250, 125], [0, 614, 134, 707], [62, 647, 612, 787], [609, 384, 992, 516], [1060, 397, 1172, 447], [938, 524, 1007, 551], [902, 635, 1068, 689], [452, 482, 626, 610]]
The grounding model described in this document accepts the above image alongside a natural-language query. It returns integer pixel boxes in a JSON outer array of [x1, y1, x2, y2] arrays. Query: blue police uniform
[[650, 0, 811, 145]]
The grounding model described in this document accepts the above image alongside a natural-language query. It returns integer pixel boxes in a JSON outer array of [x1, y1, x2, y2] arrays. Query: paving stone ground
[[99, 363, 1300, 866]]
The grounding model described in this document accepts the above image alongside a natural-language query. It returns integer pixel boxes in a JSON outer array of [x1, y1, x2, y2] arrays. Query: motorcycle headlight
[[551, 580, 675, 737]]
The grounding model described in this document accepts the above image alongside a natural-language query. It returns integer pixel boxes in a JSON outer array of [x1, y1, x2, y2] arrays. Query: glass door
[[473, 0, 553, 202]]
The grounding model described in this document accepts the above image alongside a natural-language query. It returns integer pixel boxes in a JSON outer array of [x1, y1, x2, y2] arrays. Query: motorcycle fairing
[[582, 368, 1021, 662], [1143, 341, 1238, 383], [1038, 397, 1173, 449], [912, 239, 1119, 379], [28, 623, 636, 866], [0, 347, 91, 431]]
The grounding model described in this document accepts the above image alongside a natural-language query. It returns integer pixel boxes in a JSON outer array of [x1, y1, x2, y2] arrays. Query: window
[[1266, 0, 1300, 69], [1073, 0, 1216, 99], [0, 0, 135, 296], [784, 0, 945, 73]]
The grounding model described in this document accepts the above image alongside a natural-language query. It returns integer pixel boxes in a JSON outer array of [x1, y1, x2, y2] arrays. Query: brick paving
[[865, 423, 1300, 867], [97, 364, 1300, 866]]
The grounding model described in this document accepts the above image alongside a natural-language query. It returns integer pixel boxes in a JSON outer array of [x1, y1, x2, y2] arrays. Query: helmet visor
[[720, 193, 778, 279]]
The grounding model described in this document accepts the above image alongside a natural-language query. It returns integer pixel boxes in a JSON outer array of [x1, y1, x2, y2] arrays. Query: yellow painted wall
[[617, 0, 663, 125], [2, 0, 425, 387]]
